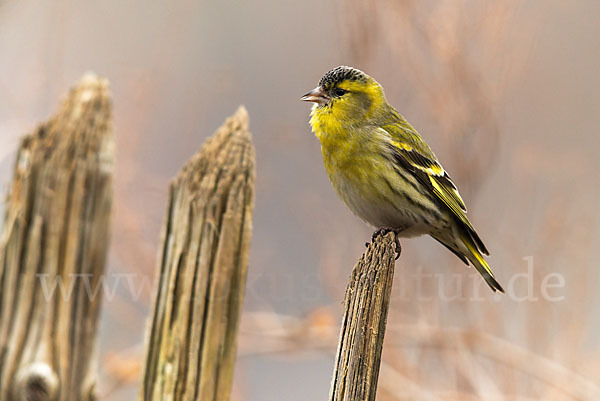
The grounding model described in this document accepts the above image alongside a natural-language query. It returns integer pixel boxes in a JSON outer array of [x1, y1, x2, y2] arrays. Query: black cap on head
[[319, 66, 368, 89]]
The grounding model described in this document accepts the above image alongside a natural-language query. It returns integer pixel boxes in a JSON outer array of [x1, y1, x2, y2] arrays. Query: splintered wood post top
[[140, 106, 255, 401], [0, 73, 114, 401], [329, 232, 398, 401]]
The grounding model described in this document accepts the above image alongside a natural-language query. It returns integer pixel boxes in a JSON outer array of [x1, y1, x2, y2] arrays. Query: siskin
[[302, 66, 503, 293]]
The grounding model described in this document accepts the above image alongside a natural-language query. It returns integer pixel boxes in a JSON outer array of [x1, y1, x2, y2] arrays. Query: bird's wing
[[380, 123, 489, 255]]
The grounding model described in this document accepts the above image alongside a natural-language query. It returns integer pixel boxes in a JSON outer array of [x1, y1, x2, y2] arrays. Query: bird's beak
[[301, 87, 330, 106]]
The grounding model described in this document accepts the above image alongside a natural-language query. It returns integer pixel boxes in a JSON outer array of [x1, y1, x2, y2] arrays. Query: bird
[[301, 66, 504, 293]]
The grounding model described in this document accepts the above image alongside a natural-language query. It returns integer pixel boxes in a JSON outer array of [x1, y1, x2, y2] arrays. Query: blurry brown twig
[[100, 306, 600, 401], [237, 311, 600, 401]]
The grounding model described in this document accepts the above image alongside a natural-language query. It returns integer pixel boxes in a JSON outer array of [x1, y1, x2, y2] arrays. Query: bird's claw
[[371, 227, 401, 260], [371, 227, 394, 242]]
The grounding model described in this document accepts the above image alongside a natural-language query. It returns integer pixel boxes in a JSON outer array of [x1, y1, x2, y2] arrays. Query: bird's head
[[301, 66, 386, 126]]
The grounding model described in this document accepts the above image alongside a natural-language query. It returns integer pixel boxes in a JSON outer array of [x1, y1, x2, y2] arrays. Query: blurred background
[[1, 1, 599, 400]]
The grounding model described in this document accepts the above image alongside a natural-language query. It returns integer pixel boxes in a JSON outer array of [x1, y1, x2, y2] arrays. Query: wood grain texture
[[139, 106, 255, 401], [329, 232, 398, 401], [0, 74, 114, 401]]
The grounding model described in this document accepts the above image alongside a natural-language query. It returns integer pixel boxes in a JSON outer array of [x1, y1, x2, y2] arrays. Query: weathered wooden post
[[329, 232, 398, 401], [0, 74, 114, 401], [139, 107, 255, 401]]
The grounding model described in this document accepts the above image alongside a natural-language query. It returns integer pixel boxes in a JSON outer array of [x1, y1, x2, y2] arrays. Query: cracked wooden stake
[[139, 106, 255, 401], [329, 232, 398, 401], [0, 74, 114, 401]]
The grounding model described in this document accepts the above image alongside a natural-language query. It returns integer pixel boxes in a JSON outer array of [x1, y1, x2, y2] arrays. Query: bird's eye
[[332, 88, 348, 97]]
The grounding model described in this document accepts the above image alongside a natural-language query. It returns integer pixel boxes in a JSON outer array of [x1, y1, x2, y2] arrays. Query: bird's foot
[[371, 227, 395, 242], [370, 227, 401, 260]]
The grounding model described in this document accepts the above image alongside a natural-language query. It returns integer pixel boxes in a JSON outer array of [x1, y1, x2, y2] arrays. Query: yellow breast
[[311, 108, 389, 203]]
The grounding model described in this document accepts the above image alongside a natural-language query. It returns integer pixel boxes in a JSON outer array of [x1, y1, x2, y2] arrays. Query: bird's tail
[[460, 233, 504, 293]]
